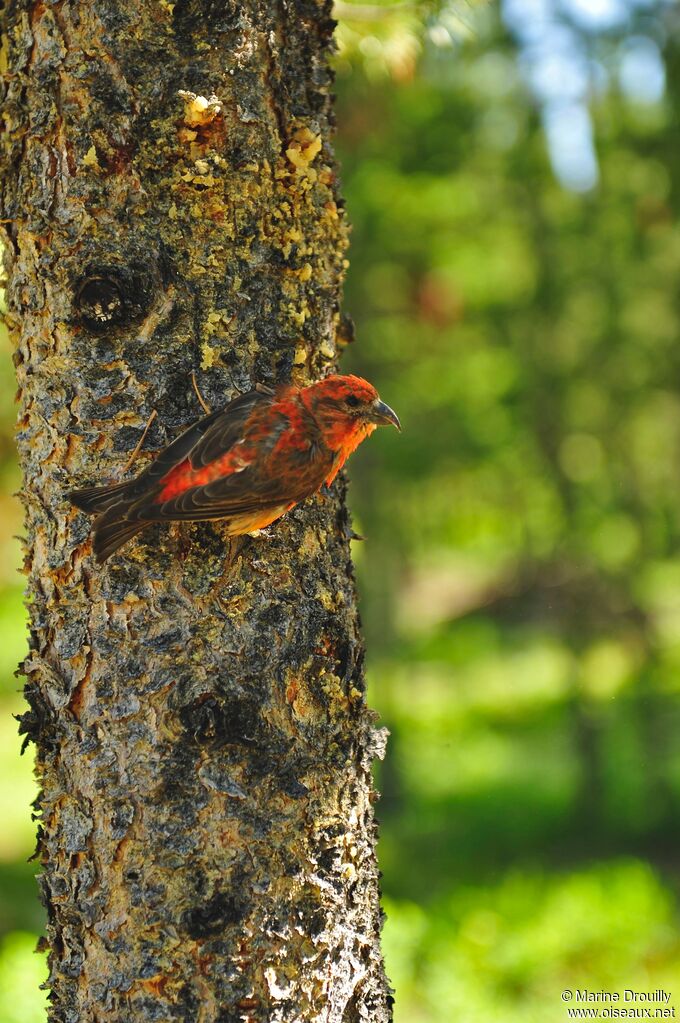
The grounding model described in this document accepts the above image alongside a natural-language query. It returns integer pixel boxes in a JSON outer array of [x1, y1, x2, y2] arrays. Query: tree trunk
[[0, 3, 391, 1020]]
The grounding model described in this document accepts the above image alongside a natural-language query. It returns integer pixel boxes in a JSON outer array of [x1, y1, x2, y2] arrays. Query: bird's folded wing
[[125, 391, 334, 523], [123, 389, 272, 500], [149, 434, 331, 519]]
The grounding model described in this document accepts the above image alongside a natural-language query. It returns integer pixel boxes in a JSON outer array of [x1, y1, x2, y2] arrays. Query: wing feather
[[189, 391, 276, 467], [137, 446, 332, 522], [122, 391, 333, 524], [122, 389, 273, 500]]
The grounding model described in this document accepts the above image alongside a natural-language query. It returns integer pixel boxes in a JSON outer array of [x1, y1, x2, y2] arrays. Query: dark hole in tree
[[76, 276, 125, 330]]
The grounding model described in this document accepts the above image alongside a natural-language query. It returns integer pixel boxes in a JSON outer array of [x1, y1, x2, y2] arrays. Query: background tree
[[0, 1, 391, 1021]]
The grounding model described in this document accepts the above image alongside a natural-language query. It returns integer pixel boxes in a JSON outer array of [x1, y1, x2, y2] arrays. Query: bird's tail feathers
[[91, 513, 147, 564], [70, 479, 132, 515]]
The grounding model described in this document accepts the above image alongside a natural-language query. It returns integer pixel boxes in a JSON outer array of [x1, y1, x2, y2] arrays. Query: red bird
[[70, 374, 400, 564]]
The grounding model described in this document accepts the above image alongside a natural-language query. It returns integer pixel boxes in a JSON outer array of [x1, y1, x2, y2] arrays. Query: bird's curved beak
[[369, 398, 401, 431]]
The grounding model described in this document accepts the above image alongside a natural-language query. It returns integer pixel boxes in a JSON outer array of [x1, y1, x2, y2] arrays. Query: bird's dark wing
[[140, 441, 333, 522], [122, 391, 334, 524], [187, 391, 278, 468], [123, 389, 273, 500]]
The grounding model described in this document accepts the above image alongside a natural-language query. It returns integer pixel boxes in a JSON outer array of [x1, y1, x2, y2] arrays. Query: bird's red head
[[300, 374, 400, 453]]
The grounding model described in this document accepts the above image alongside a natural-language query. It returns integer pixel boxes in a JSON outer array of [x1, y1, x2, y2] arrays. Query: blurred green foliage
[[2, 1, 680, 1019], [0, 319, 47, 1014], [336, 0, 680, 1018]]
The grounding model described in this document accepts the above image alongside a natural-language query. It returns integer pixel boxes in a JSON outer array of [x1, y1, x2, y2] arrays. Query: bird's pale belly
[[224, 502, 296, 536]]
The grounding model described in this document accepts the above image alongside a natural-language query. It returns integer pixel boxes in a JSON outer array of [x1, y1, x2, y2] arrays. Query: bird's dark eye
[[345, 394, 361, 408]]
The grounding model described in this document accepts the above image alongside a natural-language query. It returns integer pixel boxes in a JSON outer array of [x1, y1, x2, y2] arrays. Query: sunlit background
[[2, 0, 680, 1019]]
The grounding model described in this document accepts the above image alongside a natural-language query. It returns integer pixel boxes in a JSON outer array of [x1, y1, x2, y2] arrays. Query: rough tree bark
[[0, 2, 392, 1020]]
